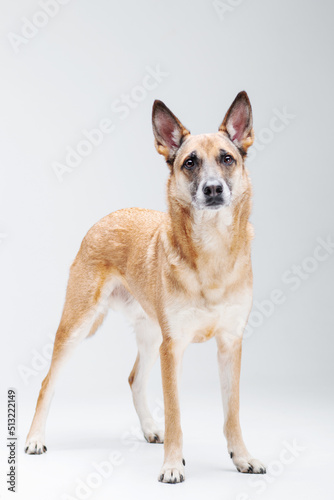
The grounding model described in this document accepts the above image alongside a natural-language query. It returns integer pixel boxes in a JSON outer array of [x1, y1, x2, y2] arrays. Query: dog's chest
[[166, 298, 224, 343], [165, 259, 251, 343]]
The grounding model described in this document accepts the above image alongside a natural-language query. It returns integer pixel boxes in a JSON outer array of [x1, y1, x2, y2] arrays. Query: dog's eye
[[222, 154, 234, 166], [184, 158, 195, 170]]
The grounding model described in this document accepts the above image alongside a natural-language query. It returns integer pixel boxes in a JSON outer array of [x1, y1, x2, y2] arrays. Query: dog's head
[[152, 92, 254, 211]]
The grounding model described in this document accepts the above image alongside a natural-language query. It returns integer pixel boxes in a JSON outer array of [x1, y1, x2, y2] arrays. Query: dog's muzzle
[[202, 180, 224, 208]]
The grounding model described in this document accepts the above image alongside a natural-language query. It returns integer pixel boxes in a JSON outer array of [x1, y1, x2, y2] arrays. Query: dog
[[25, 91, 266, 483]]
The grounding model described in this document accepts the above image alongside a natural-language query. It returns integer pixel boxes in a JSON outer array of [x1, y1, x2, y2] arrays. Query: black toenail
[[180, 474, 184, 482], [230, 452, 233, 459], [43, 445, 47, 452], [237, 467, 241, 472], [25, 446, 28, 453], [159, 474, 164, 482], [182, 458, 186, 466], [173, 477, 177, 483], [248, 465, 253, 473]]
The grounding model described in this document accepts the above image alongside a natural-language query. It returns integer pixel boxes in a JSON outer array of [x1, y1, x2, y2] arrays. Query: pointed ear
[[219, 91, 254, 154], [152, 100, 190, 162]]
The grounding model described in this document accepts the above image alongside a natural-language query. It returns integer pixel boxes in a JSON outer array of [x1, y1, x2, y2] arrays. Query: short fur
[[25, 91, 266, 483]]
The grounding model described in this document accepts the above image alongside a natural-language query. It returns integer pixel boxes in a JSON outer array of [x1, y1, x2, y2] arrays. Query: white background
[[0, 0, 333, 499]]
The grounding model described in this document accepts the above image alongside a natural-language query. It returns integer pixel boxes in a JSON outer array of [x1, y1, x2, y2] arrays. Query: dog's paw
[[143, 422, 164, 443], [231, 453, 266, 474], [158, 461, 185, 483], [25, 437, 47, 455]]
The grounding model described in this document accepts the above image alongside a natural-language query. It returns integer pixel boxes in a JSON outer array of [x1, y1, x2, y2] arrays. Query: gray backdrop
[[1, 1, 333, 499]]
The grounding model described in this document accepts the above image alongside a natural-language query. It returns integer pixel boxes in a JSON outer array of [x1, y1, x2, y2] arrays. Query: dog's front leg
[[216, 334, 266, 474], [158, 337, 186, 483]]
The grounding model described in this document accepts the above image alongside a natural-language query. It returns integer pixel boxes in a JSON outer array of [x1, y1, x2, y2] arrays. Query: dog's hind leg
[[25, 256, 114, 454], [128, 318, 164, 443]]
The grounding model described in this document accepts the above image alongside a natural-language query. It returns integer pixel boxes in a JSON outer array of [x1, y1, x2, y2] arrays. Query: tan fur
[[128, 354, 139, 387], [160, 338, 183, 459], [26, 92, 265, 481]]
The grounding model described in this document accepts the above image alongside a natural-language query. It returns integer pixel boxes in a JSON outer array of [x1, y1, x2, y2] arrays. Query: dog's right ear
[[152, 101, 190, 164]]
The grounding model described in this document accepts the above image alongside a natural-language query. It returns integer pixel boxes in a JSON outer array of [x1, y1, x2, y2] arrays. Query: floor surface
[[1, 385, 333, 500]]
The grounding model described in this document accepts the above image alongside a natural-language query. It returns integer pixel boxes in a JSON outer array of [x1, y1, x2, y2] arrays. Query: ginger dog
[[25, 91, 266, 483]]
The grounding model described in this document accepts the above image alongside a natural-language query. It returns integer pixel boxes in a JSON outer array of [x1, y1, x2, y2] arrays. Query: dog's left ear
[[219, 91, 254, 154], [152, 100, 190, 163]]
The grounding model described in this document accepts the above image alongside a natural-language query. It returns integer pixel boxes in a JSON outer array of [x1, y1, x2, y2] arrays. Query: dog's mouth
[[204, 197, 224, 209], [193, 197, 226, 210], [194, 200, 225, 211]]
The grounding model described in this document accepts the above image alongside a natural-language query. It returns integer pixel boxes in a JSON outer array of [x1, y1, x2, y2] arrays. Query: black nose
[[202, 182, 223, 199]]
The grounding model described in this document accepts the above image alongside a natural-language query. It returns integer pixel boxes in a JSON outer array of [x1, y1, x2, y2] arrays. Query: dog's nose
[[202, 181, 223, 199]]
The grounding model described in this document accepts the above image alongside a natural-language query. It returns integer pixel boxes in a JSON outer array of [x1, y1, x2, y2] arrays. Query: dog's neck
[[166, 191, 252, 269]]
